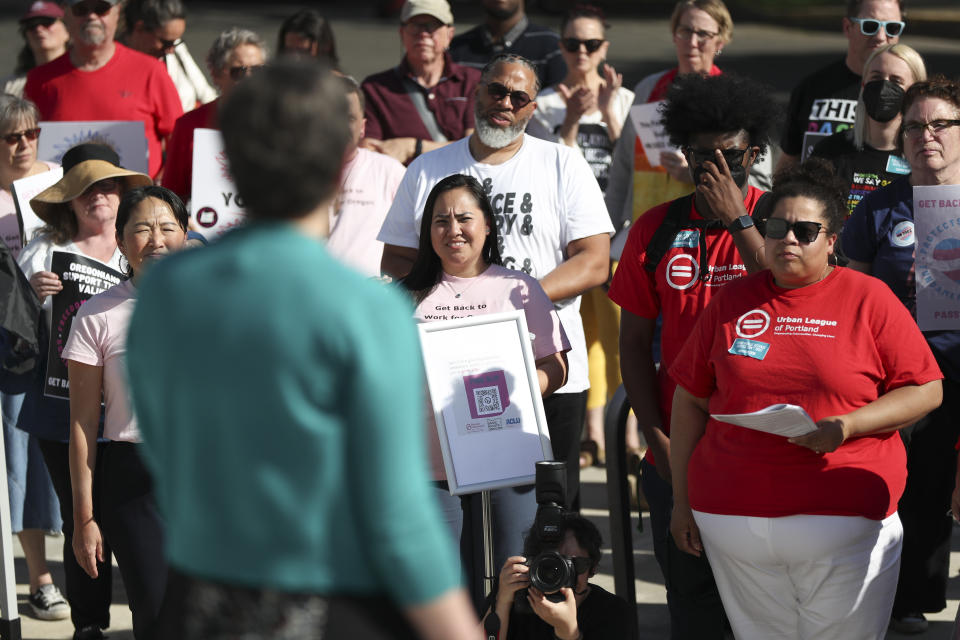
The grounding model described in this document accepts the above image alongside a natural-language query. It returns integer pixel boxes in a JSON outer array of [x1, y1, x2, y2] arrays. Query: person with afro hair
[[608, 71, 779, 638]]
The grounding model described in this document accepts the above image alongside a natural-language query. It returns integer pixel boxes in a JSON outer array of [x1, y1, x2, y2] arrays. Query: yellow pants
[[581, 267, 622, 410]]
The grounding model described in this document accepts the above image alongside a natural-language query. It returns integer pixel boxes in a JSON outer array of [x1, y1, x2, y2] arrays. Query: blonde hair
[[854, 43, 927, 149], [669, 0, 733, 44]]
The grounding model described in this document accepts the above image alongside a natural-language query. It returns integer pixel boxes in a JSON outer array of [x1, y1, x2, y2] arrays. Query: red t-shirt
[[161, 98, 218, 203], [669, 267, 942, 520], [607, 186, 765, 464], [25, 43, 184, 179]]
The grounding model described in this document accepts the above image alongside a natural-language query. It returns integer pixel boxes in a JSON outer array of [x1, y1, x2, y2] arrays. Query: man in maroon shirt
[[360, 0, 480, 165]]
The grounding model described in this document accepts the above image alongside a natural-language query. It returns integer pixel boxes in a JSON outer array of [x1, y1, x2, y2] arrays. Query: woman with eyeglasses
[[162, 27, 266, 203], [843, 76, 960, 634], [66, 186, 189, 640], [812, 44, 926, 219], [669, 158, 942, 640], [17, 143, 152, 640], [2, 1, 69, 98], [525, 4, 631, 472], [0, 93, 68, 622]]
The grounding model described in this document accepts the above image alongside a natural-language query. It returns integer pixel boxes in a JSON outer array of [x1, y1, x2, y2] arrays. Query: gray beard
[[79, 23, 106, 46], [474, 114, 526, 149]]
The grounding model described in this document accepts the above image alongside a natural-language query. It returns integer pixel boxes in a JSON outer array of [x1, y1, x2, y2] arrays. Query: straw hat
[[30, 144, 152, 225]]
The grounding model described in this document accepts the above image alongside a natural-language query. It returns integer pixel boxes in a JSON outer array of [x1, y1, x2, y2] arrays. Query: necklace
[[445, 275, 482, 299]]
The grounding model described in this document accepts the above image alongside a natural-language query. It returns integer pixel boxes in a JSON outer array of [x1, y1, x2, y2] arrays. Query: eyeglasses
[[683, 146, 750, 166], [848, 18, 905, 38], [570, 556, 592, 575], [70, 0, 113, 17], [157, 36, 182, 51], [674, 26, 719, 41], [21, 17, 56, 32], [760, 218, 825, 244], [228, 64, 264, 81], [559, 38, 605, 54], [82, 177, 120, 195], [2, 127, 40, 145], [902, 119, 960, 138], [484, 82, 532, 110]]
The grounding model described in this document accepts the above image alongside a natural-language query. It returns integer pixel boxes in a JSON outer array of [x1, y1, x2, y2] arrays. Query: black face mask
[[862, 79, 905, 123], [692, 162, 749, 189]]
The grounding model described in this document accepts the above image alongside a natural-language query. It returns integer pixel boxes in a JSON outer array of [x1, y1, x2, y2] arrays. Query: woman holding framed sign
[[402, 173, 570, 593]]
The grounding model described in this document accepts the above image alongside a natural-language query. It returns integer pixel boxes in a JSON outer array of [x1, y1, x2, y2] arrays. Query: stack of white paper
[[711, 404, 818, 438]]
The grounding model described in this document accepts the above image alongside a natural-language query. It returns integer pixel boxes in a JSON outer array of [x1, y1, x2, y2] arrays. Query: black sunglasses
[[760, 218, 825, 244], [684, 147, 750, 167], [2, 127, 40, 145], [560, 38, 605, 54], [21, 17, 57, 31], [71, 0, 112, 17], [158, 36, 182, 50], [848, 18, 905, 38], [228, 64, 264, 81], [484, 82, 532, 110]]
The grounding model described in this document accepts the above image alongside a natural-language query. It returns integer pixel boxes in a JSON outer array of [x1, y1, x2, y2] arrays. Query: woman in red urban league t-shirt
[[668, 160, 943, 640]]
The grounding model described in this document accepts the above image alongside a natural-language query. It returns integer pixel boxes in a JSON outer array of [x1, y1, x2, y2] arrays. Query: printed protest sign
[[800, 131, 831, 163], [914, 184, 960, 330], [37, 121, 148, 174], [44, 251, 122, 399], [418, 311, 552, 494], [629, 101, 677, 168], [10, 167, 63, 257], [190, 128, 246, 240]]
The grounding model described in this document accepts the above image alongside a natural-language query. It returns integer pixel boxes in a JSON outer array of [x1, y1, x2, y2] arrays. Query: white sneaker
[[28, 584, 70, 620]]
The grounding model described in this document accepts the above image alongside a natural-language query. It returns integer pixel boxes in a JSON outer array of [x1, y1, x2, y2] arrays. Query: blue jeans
[[641, 458, 726, 639]]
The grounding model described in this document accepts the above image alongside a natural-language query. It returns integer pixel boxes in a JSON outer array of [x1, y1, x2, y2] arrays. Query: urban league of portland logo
[[736, 309, 770, 338], [666, 254, 699, 290]]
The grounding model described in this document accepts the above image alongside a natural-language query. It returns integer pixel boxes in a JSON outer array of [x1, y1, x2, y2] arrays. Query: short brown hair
[[896, 75, 960, 155], [846, 0, 905, 18]]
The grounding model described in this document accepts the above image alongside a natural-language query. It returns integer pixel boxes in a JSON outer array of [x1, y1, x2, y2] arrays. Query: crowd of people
[[0, 0, 957, 638]]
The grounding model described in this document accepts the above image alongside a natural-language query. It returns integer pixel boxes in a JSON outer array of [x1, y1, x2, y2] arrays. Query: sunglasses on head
[[484, 82, 532, 110], [560, 38, 604, 54], [228, 64, 264, 81], [683, 146, 750, 166], [760, 218, 825, 244], [849, 17, 905, 38], [2, 127, 40, 145]]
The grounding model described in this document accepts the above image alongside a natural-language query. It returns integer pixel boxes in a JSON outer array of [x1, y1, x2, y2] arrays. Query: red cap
[[20, 1, 64, 23]]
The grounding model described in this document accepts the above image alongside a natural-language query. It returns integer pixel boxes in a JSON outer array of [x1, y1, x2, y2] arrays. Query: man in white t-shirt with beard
[[379, 53, 613, 512]]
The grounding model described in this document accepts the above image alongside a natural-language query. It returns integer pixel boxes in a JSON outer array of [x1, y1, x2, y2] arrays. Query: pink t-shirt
[[62, 279, 139, 442], [413, 264, 571, 480], [327, 148, 405, 277]]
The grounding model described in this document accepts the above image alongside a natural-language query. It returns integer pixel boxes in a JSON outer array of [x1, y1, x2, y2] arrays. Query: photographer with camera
[[482, 510, 635, 639]]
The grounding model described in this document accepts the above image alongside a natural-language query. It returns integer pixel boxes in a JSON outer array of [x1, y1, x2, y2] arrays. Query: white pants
[[693, 510, 903, 640]]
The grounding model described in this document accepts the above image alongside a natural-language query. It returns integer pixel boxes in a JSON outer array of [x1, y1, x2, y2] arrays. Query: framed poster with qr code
[[418, 310, 553, 495]]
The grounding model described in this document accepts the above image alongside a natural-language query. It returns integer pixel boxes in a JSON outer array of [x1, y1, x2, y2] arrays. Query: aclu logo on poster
[[914, 185, 960, 329]]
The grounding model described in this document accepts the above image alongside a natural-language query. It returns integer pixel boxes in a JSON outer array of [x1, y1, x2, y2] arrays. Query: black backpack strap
[[643, 194, 694, 273]]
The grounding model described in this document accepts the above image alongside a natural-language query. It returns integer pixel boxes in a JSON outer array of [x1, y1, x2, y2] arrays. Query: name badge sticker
[[886, 154, 911, 175], [728, 338, 770, 360]]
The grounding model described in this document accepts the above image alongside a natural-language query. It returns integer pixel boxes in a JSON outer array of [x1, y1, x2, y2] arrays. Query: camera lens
[[530, 551, 572, 593]]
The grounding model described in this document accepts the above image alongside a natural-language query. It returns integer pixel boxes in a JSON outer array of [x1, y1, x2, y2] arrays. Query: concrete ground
[[2, 3, 960, 638], [8, 466, 960, 639]]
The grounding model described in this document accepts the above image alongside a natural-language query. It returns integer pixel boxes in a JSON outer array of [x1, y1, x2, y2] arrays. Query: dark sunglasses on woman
[[560, 38, 604, 54], [2, 128, 40, 145], [760, 218, 825, 244]]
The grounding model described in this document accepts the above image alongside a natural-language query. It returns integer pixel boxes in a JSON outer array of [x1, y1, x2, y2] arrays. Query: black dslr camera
[[517, 461, 577, 606]]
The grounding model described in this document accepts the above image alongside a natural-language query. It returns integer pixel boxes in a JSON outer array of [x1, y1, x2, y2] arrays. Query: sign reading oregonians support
[[191, 128, 247, 240], [915, 184, 960, 330], [44, 251, 122, 399]]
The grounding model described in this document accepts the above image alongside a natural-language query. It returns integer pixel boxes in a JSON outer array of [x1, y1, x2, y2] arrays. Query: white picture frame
[[418, 310, 553, 495]]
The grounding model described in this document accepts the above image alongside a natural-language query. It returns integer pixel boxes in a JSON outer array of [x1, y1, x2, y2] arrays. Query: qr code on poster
[[473, 386, 503, 416]]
